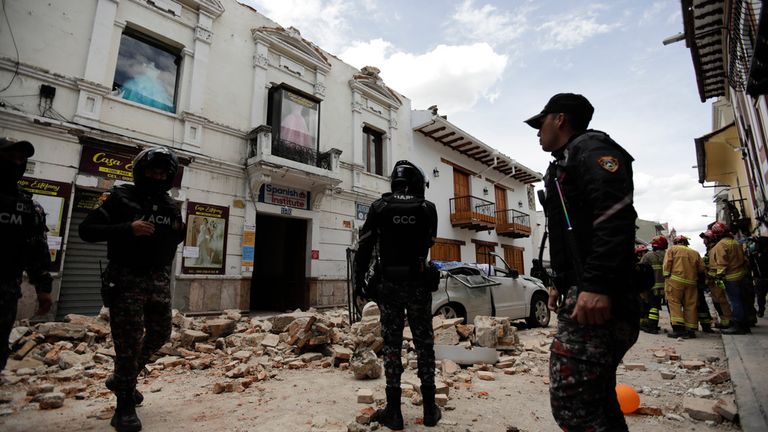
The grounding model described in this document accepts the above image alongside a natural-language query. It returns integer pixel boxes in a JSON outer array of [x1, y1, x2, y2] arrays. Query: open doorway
[[250, 214, 308, 311]]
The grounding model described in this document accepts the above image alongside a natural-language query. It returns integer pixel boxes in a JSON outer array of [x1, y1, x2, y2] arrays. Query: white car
[[431, 254, 550, 327]]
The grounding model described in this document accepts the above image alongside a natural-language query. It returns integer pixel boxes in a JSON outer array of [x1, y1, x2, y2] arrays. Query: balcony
[[496, 208, 531, 238], [245, 125, 342, 209], [450, 195, 496, 231]]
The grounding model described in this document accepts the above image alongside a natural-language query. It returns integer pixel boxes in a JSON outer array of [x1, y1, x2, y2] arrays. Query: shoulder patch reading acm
[[597, 155, 619, 173]]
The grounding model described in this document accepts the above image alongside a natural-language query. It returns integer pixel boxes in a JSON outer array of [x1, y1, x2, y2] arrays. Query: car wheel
[[526, 293, 550, 327], [435, 303, 466, 322]]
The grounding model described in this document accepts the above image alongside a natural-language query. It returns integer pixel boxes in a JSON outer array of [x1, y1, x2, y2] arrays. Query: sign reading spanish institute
[[258, 183, 310, 210], [182, 202, 229, 275], [78, 146, 183, 187]]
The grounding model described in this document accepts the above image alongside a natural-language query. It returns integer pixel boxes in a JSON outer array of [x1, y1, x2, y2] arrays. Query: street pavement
[[722, 315, 768, 432]]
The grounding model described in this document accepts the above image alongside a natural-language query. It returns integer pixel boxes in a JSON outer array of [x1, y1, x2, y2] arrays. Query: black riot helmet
[[132, 146, 179, 192], [390, 160, 428, 197]]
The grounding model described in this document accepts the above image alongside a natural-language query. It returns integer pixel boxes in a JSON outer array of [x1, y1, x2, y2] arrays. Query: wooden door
[[453, 169, 470, 213], [495, 185, 507, 224], [475, 243, 494, 266]]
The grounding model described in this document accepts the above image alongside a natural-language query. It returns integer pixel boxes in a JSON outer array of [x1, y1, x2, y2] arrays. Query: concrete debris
[[703, 370, 730, 385], [713, 398, 738, 422], [37, 392, 65, 410], [356, 388, 374, 404], [635, 406, 663, 416], [681, 360, 705, 370], [660, 371, 676, 380], [350, 348, 382, 380], [683, 396, 722, 423], [473, 316, 519, 349]]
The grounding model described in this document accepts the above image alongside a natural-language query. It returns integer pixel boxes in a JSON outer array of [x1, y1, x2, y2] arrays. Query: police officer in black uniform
[[525, 94, 639, 431], [0, 137, 52, 371], [80, 147, 185, 432], [354, 160, 439, 430]]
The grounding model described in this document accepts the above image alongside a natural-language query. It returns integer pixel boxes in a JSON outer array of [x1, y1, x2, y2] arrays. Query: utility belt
[[380, 260, 440, 292]]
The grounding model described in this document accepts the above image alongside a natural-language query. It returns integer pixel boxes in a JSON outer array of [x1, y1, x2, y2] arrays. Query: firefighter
[[701, 230, 732, 329], [709, 222, 752, 334], [639, 236, 667, 334], [635, 244, 649, 260], [663, 235, 705, 338]]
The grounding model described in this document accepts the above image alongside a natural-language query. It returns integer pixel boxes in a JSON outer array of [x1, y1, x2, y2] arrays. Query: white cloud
[[634, 171, 715, 254], [237, 0, 351, 53], [539, 11, 618, 50], [339, 41, 508, 114], [448, 0, 529, 46]]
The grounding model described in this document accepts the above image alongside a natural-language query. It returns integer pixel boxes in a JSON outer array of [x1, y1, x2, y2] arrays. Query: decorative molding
[[194, 26, 213, 43], [251, 26, 332, 75], [389, 118, 398, 129], [351, 100, 364, 113], [349, 66, 402, 111], [252, 52, 269, 69], [313, 81, 326, 97]]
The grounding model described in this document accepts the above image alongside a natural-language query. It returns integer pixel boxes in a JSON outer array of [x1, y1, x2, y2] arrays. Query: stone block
[[38, 392, 65, 409], [357, 388, 374, 404], [477, 371, 495, 381], [703, 370, 730, 385], [713, 398, 738, 422], [624, 363, 646, 371], [435, 394, 449, 407], [683, 397, 721, 423], [681, 360, 705, 370], [204, 319, 236, 339]]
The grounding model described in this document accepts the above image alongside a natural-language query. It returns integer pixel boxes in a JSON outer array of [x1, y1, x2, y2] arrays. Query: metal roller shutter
[[56, 211, 108, 319]]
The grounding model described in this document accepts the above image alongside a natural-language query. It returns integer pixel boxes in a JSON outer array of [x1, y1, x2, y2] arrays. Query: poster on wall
[[182, 202, 229, 275], [18, 177, 72, 271], [241, 223, 255, 273]]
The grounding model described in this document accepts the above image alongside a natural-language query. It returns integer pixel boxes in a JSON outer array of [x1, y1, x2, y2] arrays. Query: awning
[[694, 122, 739, 183], [682, 0, 727, 102], [412, 115, 542, 184]]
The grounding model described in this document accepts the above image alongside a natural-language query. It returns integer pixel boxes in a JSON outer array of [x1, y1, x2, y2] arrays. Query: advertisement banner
[[78, 146, 183, 187], [241, 223, 255, 273], [182, 202, 229, 275], [18, 177, 72, 271], [258, 183, 310, 210]]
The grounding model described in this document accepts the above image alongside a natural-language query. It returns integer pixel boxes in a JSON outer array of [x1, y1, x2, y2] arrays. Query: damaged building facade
[[681, 0, 768, 235], [0, 0, 542, 318]]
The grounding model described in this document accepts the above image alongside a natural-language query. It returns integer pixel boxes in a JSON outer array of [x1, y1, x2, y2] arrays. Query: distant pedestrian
[[525, 93, 640, 431]]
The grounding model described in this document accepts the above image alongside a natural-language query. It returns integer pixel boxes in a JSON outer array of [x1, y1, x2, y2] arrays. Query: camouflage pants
[[377, 279, 435, 388], [106, 264, 172, 394], [0, 283, 20, 371], [550, 286, 640, 432]]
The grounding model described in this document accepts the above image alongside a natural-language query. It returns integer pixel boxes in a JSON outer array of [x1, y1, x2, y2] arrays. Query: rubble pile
[[615, 347, 739, 425]]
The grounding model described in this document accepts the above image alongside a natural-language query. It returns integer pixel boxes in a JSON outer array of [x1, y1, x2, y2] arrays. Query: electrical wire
[[0, 0, 20, 93]]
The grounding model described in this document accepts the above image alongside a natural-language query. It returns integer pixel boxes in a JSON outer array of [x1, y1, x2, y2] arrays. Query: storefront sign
[[241, 223, 255, 273], [73, 189, 107, 211], [355, 202, 370, 221], [182, 202, 229, 275], [18, 177, 72, 271], [78, 146, 183, 187], [258, 184, 310, 210]]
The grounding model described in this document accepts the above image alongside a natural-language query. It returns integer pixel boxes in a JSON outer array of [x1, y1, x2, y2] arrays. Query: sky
[[238, 0, 717, 253]]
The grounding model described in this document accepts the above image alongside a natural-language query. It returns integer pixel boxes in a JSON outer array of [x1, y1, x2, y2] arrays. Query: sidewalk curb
[[722, 320, 768, 432]]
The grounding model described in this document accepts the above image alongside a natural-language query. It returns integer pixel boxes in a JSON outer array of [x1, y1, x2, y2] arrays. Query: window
[[112, 31, 181, 113], [267, 86, 320, 164], [362, 126, 383, 175], [431, 238, 463, 261], [472, 239, 497, 266]]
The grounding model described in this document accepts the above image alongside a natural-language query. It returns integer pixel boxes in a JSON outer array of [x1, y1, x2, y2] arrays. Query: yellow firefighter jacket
[[708, 236, 748, 281], [663, 245, 705, 285]]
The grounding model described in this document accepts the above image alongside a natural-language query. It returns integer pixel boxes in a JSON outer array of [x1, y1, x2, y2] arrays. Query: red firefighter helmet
[[710, 221, 728, 237], [650, 235, 668, 250], [635, 244, 648, 254], [699, 230, 714, 239], [673, 235, 689, 245]]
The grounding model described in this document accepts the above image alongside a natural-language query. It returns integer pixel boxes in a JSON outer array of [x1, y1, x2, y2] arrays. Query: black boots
[[421, 385, 442, 427], [111, 393, 142, 432], [667, 325, 689, 338], [372, 387, 404, 430], [721, 321, 751, 335], [701, 323, 714, 333], [639, 322, 659, 334], [106, 375, 144, 406]]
